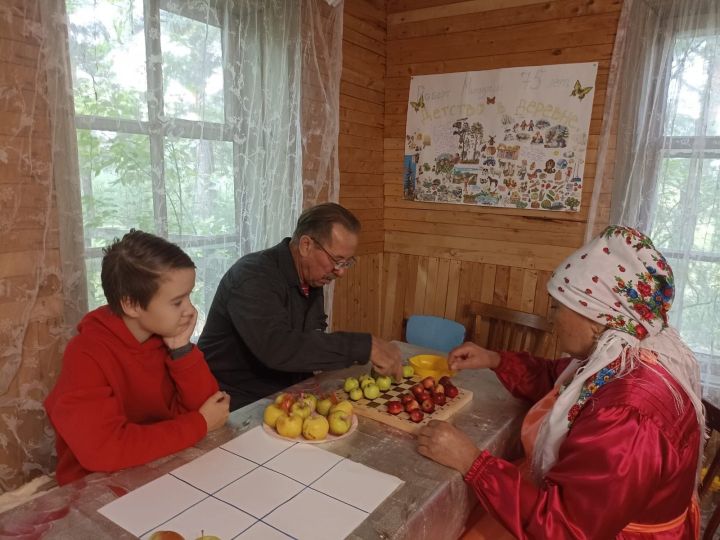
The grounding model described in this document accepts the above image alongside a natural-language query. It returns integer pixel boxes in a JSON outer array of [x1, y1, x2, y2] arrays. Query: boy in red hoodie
[[45, 230, 229, 485]]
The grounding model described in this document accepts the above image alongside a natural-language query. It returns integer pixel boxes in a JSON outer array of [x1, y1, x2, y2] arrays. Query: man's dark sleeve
[[227, 275, 371, 372]]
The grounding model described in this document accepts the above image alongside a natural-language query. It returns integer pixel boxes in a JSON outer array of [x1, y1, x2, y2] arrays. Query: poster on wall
[[403, 62, 598, 211]]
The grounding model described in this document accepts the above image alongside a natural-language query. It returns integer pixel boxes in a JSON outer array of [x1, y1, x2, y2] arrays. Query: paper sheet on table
[[98, 426, 404, 539]]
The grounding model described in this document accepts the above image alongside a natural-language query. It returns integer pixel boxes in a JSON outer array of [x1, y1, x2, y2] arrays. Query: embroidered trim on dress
[[563, 357, 623, 426]]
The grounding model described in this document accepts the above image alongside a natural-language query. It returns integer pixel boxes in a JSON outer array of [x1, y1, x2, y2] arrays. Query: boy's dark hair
[[291, 203, 361, 245], [101, 229, 195, 315]]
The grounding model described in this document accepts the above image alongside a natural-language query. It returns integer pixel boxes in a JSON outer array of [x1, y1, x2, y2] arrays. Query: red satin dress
[[462, 351, 700, 539]]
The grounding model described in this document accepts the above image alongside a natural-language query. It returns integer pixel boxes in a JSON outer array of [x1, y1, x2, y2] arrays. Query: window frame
[[74, 0, 238, 258]]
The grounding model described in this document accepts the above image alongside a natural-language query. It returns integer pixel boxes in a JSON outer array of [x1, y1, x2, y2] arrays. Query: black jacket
[[198, 238, 371, 410]]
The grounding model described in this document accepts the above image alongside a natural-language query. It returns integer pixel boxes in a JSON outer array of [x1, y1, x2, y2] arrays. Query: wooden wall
[[333, 0, 386, 334], [334, 0, 622, 340], [0, 0, 64, 492]]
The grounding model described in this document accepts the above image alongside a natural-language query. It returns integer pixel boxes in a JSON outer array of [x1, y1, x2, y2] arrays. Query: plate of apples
[[262, 392, 358, 444]]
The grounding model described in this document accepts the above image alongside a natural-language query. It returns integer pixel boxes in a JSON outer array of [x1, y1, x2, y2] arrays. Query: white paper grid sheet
[[98, 426, 404, 539]]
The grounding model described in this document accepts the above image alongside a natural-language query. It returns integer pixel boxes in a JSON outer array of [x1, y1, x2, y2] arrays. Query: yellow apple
[[263, 403, 286, 428], [360, 377, 376, 389], [343, 377, 359, 392], [195, 535, 221, 540], [300, 393, 317, 412], [274, 392, 294, 406], [276, 413, 303, 438], [376, 375, 392, 391], [329, 400, 353, 415], [316, 396, 334, 416], [403, 365, 414, 378], [290, 400, 312, 419], [328, 411, 352, 436], [358, 374, 373, 383], [349, 388, 363, 401], [302, 414, 329, 440]]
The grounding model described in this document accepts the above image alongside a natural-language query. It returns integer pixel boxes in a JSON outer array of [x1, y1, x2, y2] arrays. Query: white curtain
[[606, 0, 720, 384], [0, 0, 342, 493]]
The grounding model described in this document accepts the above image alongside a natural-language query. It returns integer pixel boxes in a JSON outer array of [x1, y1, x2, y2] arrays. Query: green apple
[[276, 413, 303, 438], [290, 400, 312, 419], [363, 383, 380, 400], [328, 411, 352, 435], [302, 414, 329, 440], [343, 377, 359, 392], [376, 375, 392, 391], [402, 365, 415, 378], [316, 396, 334, 416], [263, 404, 286, 428], [349, 387, 363, 401], [360, 377, 376, 389], [330, 400, 353, 415]]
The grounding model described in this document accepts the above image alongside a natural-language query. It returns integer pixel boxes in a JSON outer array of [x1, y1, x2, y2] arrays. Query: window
[[67, 0, 302, 333], [647, 32, 720, 368]]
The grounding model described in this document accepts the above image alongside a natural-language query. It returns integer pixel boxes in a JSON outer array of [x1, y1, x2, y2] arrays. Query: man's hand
[[417, 420, 482, 474], [370, 336, 403, 381], [199, 391, 230, 432], [163, 306, 198, 350], [447, 342, 501, 372]]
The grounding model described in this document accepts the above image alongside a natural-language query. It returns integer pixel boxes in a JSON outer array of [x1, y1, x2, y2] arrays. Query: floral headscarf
[[532, 225, 704, 481]]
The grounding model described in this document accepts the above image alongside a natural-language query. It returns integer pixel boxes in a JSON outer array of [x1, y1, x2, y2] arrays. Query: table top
[[0, 342, 529, 540]]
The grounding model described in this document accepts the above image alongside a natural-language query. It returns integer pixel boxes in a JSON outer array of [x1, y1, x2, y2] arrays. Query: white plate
[[262, 414, 358, 444]]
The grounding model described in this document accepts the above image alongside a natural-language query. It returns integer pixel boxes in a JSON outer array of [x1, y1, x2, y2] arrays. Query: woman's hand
[[417, 420, 482, 474], [447, 342, 501, 371]]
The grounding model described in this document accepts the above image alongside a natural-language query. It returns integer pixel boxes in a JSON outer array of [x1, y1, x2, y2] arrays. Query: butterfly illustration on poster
[[404, 62, 597, 211]]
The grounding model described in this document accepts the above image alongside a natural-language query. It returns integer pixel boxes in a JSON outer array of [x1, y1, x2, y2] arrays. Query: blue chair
[[405, 315, 466, 353]]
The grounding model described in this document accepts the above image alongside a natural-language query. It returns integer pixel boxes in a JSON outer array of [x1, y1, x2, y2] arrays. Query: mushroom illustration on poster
[[403, 62, 597, 211]]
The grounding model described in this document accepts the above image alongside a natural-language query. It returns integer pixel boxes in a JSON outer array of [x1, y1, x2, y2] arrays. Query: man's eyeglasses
[[310, 237, 356, 270]]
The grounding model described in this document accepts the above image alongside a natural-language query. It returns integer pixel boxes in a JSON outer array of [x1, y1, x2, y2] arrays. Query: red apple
[[432, 393, 446, 406], [404, 399, 419, 412], [421, 399, 435, 414], [409, 409, 424, 423], [400, 393, 414, 405], [419, 390, 431, 402], [439, 376, 452, 386], [411, 383, 424, 398], [445, 385, 459, 399], [421, 376, 435, 389], [386, 401, 403, 415]]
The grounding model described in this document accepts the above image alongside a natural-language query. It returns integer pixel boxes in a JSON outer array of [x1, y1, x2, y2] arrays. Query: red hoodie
[[45, 306, 219, 485]]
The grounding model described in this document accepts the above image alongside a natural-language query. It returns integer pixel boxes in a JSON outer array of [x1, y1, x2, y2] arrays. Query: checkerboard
[[334, 376, 473, 434]]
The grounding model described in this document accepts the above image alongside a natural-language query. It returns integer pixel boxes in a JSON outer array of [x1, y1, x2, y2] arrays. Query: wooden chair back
[[701, 398, 720, 540], [468, 301, 555, 357]]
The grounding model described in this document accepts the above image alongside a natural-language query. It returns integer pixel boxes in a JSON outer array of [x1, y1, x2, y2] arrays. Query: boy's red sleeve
[[47, 352, 208, 474], [165, 345, 219, 413]]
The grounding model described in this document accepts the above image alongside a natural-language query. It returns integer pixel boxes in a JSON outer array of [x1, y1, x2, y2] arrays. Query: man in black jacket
[[199, 203, 402, 410]]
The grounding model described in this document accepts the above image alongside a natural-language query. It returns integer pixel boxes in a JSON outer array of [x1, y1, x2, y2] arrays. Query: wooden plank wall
[[333, 0, 386, 334], [377, 0, 623, 340], [0, 0, 64, 492]]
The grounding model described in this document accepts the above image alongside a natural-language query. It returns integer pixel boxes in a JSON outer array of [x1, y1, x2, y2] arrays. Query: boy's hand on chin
[[163, 307, 198, 350]]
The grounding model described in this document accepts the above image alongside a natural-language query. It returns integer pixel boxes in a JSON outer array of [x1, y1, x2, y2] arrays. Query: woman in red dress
[[417, 226, 704, 539]]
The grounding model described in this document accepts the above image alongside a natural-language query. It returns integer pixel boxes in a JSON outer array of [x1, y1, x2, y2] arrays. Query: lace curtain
[[0, 0, 342, 493], [601, 0, 720, 386]]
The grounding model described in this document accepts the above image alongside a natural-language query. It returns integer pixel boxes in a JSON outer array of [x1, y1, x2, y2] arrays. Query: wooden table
[[0, 342, 529, 539]]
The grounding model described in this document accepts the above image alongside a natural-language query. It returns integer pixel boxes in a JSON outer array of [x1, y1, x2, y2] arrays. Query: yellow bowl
[[409, 354, 455, 379]]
